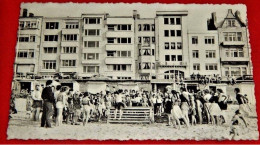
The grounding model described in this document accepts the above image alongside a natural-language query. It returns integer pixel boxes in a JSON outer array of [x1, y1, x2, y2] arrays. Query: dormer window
[[227, 19, 236, 27]]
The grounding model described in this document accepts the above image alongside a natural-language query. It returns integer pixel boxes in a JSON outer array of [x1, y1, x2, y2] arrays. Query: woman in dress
[[171, 100, 189, 129], [164, 94, 173, 126], [56, 86, 69, 126], [208, 92, 222, 125]]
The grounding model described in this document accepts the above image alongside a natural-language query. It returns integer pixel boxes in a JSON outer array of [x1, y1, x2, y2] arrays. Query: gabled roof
[[226, 9, 236, 19]]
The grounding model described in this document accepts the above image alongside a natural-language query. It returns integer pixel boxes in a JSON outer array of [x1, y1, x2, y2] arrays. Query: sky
[[21, 3, 247, 31]]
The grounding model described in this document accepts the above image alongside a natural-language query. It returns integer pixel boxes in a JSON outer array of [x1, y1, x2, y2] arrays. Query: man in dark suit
[[41, 80, 55, 128]]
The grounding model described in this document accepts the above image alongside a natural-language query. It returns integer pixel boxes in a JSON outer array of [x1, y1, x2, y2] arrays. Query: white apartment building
[[135, 16, 156, 80], [104, 16, 135, 80], [188, 31, 221, 76]]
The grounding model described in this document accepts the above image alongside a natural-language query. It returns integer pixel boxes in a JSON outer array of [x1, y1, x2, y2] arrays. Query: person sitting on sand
[[230, 110, 248, 140]]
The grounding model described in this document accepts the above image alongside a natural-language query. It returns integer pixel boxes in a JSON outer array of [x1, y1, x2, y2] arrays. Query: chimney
[[29, 13, 34, 17], [133, 10, 139, 20], [228, 9, 233, 14], [212, 12, 217, 24], [22, 9, 28, 17]]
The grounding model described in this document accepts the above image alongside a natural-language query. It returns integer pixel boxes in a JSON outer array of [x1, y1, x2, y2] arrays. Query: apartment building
[[188, 31, 221, 76], [208, 9, 252, 77], [38, 17, 82, 79], [13, 9, 253, 92], [81, 14, 107, 78], [104, 15, 135, 80], [134, 11, 156, 80], [14, 10, 43, 91]]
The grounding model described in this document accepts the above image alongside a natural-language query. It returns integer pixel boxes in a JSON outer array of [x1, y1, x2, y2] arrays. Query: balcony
[[106, 31, 133, 37], [159, 61, 187, 67], [61, 41, 80, 46], [139, 55, 155, 62], [60, 54, 79, 60], [221, 57, 249, 62], [17, 43, 38, 49], [105, 57, 133, 64], [59, 67, 78, 73], [222, 41, 245, 46], [62, 29, 80, 34], [81, 59, 101, 64], [15, 58, 36, 64], [105, 44, 133, 51], [139, 69, 156, 74]]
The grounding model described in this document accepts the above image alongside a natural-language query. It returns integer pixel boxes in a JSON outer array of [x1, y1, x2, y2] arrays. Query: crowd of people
[[10, 80, 252, 139], [190, 73, 237, 85]]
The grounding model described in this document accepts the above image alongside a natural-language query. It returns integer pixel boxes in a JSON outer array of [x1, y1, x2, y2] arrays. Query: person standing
[[32, 84, 42, 121], [179, 87, 190, 125], [114, 90, 125, 120], [56, 86, 69, 126], [234, 88, 251, 117], [41, 80, 55, 128]]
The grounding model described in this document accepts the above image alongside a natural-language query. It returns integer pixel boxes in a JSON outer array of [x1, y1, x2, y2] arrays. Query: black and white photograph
[[7, 3, 258, 140]]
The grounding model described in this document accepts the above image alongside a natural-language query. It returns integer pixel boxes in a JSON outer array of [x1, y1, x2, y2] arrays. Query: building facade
[[13, 9, 253, 92]]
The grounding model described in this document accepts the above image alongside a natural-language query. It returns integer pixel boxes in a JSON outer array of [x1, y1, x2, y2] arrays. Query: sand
[[7, 98, 259, 140]]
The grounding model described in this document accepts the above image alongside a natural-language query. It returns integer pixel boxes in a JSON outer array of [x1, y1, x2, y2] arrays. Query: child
[[26, 96, 33, 119], [230, 110, 248, 140]]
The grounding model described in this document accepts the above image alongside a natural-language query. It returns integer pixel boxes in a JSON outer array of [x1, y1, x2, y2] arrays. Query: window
[[63, 34, 77, 41], [176, 30, 181, 37], [19, 21, 38, 29], [85, 29, 100, 36], [117, 51, 131, 57], [111, 64, 131, 71], [176, 18, 181, 25], [164, 18, 169, 24], [192, 36, 198, 44], [62, 47, 77, 53], [164, 42, 169, 49], [171, 55, 176, 61], [164, 30, 169, 37], [108, 25, 115, 31], [205, 36, 215, 44], [152, 37, 155, 43], [165, 55, 170, 61], [171, 42, 175, 49], [18, 35, 36, 42], [170, 18, 175, 25], [225, 48, 244, 57], [17, 50, 34, 58], [206, 50, 216, 58], [177, 42, 182, 49], [107, 51, 115, 57], [205, 64, 218, 70], [227, 20, 236, 27], [142, 63, 151, 69], [192, 50, 199, 58], [65, 22, 79, 29], [193, 63, 200, 70], [138, 24, 142, 31], [85, 18, 101, 24], [46, 22, 59, 29], [117, 25, 131, 31], [107, 38, 115, 44], [142, 49, 151, 56], [170, 30, 175, 37], [44, 35, 58, 41], [84, 41, 99, 48], [117, 38, 131, 44], [151, 24, 155, 31], [143, 24, 150, 31], [177, 55, 182, 61], [42, 60, 56, 69], [44, 47, 57, 53], [83, 66, 99, 73], [84, 53, 99, 60], [61, 60, 76, 67], [224, 32, 242, 41], [143, 37, 150, 45]]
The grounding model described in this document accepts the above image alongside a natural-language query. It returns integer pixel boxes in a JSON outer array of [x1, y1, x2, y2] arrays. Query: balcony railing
[[159, 61, 187, 67]]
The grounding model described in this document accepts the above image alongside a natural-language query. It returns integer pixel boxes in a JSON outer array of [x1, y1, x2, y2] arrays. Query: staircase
[[107, 107, 154, 124]]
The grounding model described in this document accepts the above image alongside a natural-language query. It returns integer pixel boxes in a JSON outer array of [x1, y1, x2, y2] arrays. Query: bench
[[107, 107, 154, 124]]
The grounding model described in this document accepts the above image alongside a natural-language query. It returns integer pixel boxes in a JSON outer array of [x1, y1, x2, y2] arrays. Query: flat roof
[[156, 11, 188, 16]]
